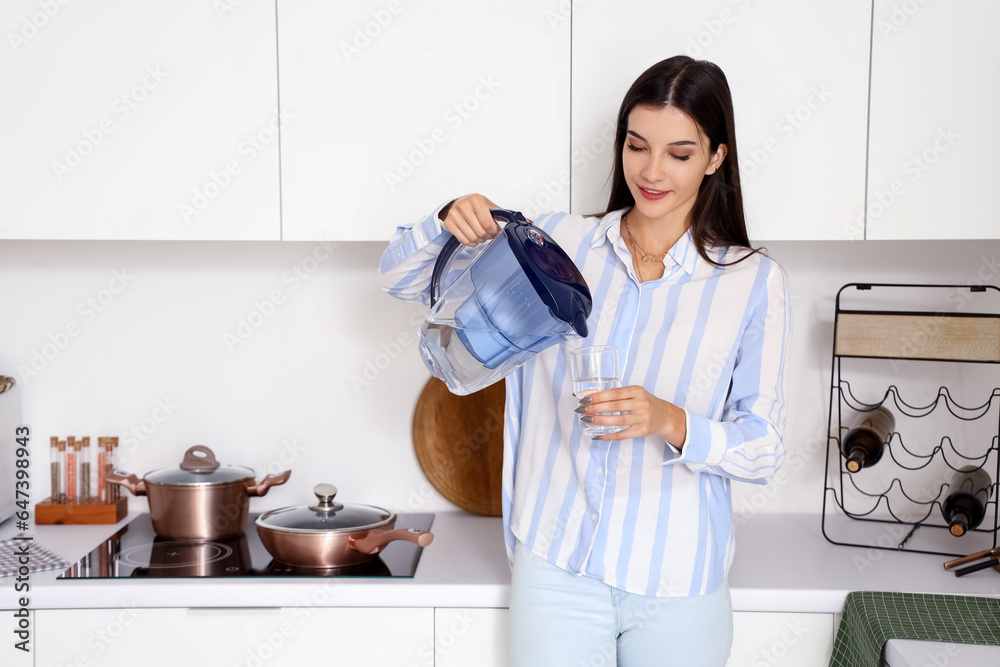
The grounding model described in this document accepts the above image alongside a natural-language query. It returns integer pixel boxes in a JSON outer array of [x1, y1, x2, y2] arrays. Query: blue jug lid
[[494, 210, 592, 338]]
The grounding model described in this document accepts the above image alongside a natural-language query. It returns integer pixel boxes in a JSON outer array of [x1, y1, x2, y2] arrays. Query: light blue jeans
[[509, 541, 733, 667]]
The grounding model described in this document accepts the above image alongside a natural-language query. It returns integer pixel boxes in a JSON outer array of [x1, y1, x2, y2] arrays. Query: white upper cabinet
[[867, 0, 1000, 240], [0, 1, 280, 240], [571, 0, 871, 241], [277, 0, 570, 241]]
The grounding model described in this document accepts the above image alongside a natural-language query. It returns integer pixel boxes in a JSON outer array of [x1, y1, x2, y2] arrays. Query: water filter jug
[[418, 209, 592, 395]]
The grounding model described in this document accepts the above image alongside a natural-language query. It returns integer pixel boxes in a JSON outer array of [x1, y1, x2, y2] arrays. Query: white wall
[[2, 236, 999, 518]]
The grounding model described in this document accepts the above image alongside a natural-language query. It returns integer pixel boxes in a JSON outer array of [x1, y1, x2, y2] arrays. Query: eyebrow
[[626, 130, 696, 146]]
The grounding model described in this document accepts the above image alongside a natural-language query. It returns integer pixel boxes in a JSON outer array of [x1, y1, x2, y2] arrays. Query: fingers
[[579, 398, 634, 414], [577, 393, 634, 440], [592, 426, 635, 442], [576, 386, 627, 404], [578, 386, 642, 412], [587, 417, 635, 442], [576, 385, 655, 441], [443, 194, 502, 247]]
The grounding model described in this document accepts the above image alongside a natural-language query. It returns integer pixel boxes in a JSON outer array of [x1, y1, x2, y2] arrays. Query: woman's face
[[622, 104, 726, 231]]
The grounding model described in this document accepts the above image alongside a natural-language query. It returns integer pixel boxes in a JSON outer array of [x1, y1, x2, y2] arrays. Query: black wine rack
[[822, 283, 1000, 558]]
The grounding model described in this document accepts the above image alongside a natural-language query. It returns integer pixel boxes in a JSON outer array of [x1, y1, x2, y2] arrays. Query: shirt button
[[595, 466, 603, 474], [590, 513, 598, 521]]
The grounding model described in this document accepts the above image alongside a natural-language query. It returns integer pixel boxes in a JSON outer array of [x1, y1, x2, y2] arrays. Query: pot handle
[[246, 470, 291, 497], [105, 471, 147, 496], [351, 528, 434, 555]]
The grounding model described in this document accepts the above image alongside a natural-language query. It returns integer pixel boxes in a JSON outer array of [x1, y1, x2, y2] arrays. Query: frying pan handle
[[105, 471, 147, 496], [350, 528, 435, 555], [246, 470, 291, 497]]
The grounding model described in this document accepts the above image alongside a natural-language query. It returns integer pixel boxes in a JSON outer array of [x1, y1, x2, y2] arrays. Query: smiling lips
[[638, 186, 669, 201]]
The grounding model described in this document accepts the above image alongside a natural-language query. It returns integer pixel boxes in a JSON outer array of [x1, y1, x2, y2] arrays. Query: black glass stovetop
[[58, 513, 434, 579]]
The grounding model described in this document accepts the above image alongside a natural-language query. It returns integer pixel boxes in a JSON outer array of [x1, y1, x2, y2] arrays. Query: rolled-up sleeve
[[375, 202, 454, 305], [667, 259, 791, 484]]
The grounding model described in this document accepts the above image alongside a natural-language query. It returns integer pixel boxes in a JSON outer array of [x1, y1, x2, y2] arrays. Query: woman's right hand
[[440, 193, 502, 247]]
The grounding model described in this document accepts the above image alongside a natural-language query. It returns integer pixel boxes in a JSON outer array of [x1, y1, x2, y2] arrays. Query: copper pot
[[107, 445, 291, 541], [255, 484, 433, 569]]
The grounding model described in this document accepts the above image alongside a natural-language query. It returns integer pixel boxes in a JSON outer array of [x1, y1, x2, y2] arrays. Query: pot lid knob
[[178, 445, 221, 473], [310, 483, 344, 512]]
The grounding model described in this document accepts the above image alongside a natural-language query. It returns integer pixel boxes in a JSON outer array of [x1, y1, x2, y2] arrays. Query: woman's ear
[[706, 143, 728, 175]]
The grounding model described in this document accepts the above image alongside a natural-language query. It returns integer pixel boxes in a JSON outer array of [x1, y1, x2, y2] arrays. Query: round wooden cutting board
[[412, 377, 505, 516]]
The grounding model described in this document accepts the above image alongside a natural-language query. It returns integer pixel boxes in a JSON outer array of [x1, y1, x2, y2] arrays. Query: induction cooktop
[[58, 512, 435, 579]]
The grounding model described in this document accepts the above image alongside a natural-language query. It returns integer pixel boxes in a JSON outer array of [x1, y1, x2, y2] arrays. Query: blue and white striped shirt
[[377, 203, 791, 597]]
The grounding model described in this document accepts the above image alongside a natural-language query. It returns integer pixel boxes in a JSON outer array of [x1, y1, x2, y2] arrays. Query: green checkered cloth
[[830, 591, 1000, 667]]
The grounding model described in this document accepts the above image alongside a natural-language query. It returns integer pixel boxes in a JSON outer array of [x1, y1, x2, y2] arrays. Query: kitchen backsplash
[[1, 237, 998, 521]]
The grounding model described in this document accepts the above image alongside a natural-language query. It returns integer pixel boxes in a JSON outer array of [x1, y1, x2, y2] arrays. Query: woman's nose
[[641, 155, 665, 181]]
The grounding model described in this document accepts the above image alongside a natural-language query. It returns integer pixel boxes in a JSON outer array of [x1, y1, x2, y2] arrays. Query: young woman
[[377, 56, 790, 666]]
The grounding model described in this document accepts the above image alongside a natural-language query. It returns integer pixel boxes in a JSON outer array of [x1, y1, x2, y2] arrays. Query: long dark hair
[[603, 56, 757, 267]]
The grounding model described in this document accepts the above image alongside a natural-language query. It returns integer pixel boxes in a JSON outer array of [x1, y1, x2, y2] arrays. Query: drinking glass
[[570, 345, 628, 437]]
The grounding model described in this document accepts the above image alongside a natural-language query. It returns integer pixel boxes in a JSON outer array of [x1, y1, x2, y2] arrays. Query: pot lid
[[144, 445, 254, 486], [255, 484, 394, 533]]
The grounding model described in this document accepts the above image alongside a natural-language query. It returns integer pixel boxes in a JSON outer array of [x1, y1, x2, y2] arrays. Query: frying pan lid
[[255, 484, 394, 533]]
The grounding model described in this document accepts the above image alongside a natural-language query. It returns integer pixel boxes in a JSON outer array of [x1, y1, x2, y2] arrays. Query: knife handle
[[953, 558, 1000, 577], [943, 547, 999, 570]]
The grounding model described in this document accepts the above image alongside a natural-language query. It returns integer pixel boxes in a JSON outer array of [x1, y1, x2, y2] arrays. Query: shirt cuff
[[412, 200, 454, 249], [663, 409, 727, 470]]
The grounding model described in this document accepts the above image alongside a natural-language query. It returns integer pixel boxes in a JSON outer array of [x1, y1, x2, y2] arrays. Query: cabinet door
[[36, 607, 433, 666], [432, 608, 831, 667], [277, 0, 570, 241], [0, 1, 280, 240], [1, 610, 31, 667], [571, 1, 870, 241], [435, 608, 510, 667], [728, 611, 835, 667], [867, 0, 1000, 239]]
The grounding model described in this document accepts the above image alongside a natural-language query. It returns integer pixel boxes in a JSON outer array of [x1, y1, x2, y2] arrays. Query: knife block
[[35, 496, 128, 525]]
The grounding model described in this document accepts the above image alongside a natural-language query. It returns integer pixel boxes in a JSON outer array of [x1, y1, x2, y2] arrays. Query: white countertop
[[728, 514, 999, 613], [2, 512, 997, 612]]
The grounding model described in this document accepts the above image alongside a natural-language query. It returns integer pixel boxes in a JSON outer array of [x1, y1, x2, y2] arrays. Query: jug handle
[[429, 208, 527, 307], [429, 234, 463, 307]]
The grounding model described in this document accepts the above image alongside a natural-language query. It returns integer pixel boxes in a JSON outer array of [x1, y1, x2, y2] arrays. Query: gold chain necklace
[[623, 213, 667, 263]]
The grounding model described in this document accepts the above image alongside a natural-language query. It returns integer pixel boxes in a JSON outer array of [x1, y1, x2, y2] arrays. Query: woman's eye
[[626, 143, 644, 152], [672, 154, 691, 161]]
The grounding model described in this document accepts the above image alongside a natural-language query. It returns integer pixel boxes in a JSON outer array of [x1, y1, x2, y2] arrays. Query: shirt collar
[[592, 207, 700, 276]]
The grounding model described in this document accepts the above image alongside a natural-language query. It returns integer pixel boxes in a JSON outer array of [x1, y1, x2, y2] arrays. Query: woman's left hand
[[577, 385, 687, 446]]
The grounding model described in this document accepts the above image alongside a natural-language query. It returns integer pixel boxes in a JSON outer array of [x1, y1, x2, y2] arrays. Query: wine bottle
[[942, 466, 994, 537], [841, 407, 895, 473]]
